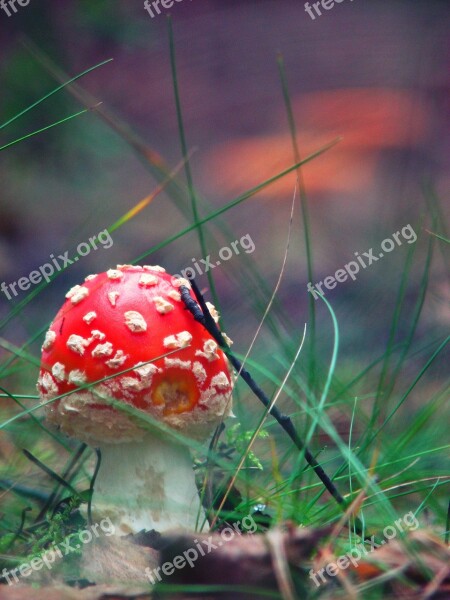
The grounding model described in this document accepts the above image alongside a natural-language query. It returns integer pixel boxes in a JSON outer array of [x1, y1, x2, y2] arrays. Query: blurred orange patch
[[202, 89, 429, 197]]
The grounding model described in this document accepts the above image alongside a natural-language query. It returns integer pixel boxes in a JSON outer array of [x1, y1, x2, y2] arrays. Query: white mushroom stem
[[90, 435, 207, 536]]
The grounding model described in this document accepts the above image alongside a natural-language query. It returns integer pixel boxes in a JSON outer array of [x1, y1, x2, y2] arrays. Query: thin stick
[[36, 443, 87, 522], [180, 282, 348, 511], [88, 449, 102, 527], [210, 324, 307, 529], [22, 449, 79, 498]]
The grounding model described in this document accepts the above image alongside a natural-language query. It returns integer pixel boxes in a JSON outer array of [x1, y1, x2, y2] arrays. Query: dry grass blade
[[266, 528, 297, 600], [209, 324, 307, 528]]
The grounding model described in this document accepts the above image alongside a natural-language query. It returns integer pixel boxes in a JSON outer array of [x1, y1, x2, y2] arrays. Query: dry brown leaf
[[314, 529, 450, 599], [351, 530, 450, 583]]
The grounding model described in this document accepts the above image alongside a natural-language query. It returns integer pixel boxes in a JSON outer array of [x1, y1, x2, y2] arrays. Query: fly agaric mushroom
[[37, 265, 233, 535]]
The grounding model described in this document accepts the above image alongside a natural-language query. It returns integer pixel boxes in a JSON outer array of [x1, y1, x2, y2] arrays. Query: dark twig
[[181, 281, 364, 535], [36, 442, 87, 522], [204, 422, 226, 513], [88, 448, 102, 527], [0, 479, 50, 504], [22, 449, 79, 498], [6, 507, 32, 550]]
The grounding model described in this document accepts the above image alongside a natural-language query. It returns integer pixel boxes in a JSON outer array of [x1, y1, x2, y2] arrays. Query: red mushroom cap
[[38, 265, 233, 443]]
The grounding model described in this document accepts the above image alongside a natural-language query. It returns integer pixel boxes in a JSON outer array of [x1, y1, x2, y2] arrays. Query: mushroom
[[37, 265, 233, 536]]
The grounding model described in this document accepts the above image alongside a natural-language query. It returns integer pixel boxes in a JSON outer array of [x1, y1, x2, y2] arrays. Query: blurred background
[[0, 0, 449, 557], [0, 0, 449, 393]]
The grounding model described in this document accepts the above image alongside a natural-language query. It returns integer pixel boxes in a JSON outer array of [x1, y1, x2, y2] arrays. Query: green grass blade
[[0, 57, 112, 130], [167, 18, 219, 309], [277, 53, 316, 391], [0, 107, 93, 152]]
